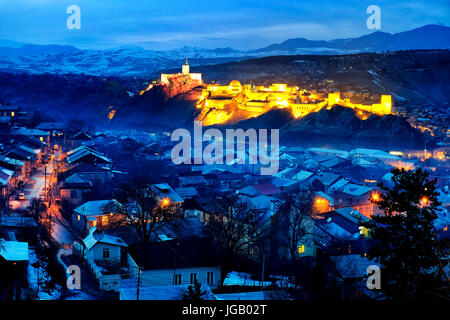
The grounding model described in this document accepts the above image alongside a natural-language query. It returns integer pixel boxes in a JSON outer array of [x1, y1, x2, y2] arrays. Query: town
[[0, 79, 448, 299]]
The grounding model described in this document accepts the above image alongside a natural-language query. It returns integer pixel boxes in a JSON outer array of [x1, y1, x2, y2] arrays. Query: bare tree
[[105, 186, 182, 243], [207, 194, 257, 264], [244, 203, 272, 268], [277, 188, 315, 261]]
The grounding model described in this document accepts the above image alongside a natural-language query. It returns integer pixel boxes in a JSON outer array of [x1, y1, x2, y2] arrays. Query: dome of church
[[229, 80, 242, 87]]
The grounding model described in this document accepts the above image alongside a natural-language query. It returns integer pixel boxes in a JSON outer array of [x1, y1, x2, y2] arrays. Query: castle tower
[[380, 95, 392, 113], [328, 92, 341, 106], [182, 57, 190, 75]]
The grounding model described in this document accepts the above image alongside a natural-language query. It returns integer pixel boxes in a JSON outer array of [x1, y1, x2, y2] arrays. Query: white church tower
[[182, 57, 190, 75]]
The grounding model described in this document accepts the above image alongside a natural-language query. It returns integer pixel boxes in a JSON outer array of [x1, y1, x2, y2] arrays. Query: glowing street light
[[420, 196, 429, 205], [371, 193, 380, 202], [161, 198, 171, 207]]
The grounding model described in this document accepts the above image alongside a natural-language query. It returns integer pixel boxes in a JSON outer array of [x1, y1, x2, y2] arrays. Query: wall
[[127, 255, 221, 288]]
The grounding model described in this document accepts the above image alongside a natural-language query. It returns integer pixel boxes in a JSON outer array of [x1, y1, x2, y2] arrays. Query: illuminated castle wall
[[196, 80, 392, 125]]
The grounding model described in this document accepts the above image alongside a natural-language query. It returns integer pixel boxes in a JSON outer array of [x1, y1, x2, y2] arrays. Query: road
[[11, 155, 75, 246]]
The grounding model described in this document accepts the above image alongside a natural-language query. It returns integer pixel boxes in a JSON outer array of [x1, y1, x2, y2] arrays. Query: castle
[[196, 80, 392, 126], [161, 58, 202, 84]]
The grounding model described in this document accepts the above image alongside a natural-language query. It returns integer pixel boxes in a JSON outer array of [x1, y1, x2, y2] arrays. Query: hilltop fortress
[[196, 81, 392, 126], [141, 59, 392, 126]]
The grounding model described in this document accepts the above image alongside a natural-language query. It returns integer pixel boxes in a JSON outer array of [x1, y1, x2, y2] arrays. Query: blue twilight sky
[[0, 0, 448, 50]]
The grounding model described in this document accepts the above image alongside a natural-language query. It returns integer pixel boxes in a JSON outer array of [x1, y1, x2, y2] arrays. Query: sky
[[0, 0, 448, 50]]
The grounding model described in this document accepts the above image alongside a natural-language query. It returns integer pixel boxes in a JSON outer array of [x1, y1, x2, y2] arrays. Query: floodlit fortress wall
[[196, 80, 392, 125]]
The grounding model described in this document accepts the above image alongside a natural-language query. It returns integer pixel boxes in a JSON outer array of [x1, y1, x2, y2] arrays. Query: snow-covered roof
[[83, 227, 127, 250], [272, 177, 298, 188], [329, 178, 350, 192], [342, 183, 372, 197], [74, 199, 122, 217], [334, 207, 369, 224], [307, 147, 349, 158], [174, 187, 199, 199], [0, 166, 14, 186], [292, 170, 314, 181], [151, 183, 184, 203], [67, 147, 111, 164], [11, 127, 49, 137], [316, 191, 335, 206], [0, 239, 29, 261], [350, 148, 400, 160]]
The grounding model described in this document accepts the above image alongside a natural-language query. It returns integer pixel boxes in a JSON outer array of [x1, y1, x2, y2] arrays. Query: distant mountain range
[[0, 24, 448, 77]]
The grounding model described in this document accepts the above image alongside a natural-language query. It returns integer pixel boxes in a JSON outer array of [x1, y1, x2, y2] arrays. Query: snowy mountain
[[0, 24, 448, 77]]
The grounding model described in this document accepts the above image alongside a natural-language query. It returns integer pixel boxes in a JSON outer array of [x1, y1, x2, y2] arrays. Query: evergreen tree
[[183, 279, 207, 301], [364, 168, 449, 300]]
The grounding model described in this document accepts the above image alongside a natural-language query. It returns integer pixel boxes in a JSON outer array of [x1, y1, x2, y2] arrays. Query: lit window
[[77, 215, 80, 221], [298, 245, 305, 254], [11, 112, 14, 117], [92, 220, 97, 227], [39, 137, 43, 142], [102, 215, 108, 226]]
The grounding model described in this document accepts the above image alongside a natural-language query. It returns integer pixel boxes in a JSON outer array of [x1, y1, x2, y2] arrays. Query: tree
[[207, 194, 256, 265], [106, 185, 182, 243], [183, 279, 206, 301], [363, 168, 450, 300], [29, 198, 53, 235], [277, 189, 315, 261]]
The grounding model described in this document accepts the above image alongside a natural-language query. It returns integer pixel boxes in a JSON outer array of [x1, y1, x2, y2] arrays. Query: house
[[81, 227, 127, 264], [72, 199, 123, 233], [5, 145, 40, 176], [239, 183, 282, 197], [311, 172, 341, 193], [68, 131, 93, 148], [151, 183, 184, 206], [61, 163, 113, 188], [36, 122, 65, 143], [0, 239, 29, 281], [66, 146, 112, 166], [314, 191, 335, 213], [182, 198, 208, 222], [178, 175, 208, 188], [334, 184, 379, 218], [291, 170, 314, 182], [0, 105, 28, 125], [10, 127, 49, 144], [127, 237, 221, 289], [60, 173, 93, 206], [0, 155, 25, 182], [0, 166, 15, 195], [175, 187, 199, 199], [315, 208, 370, 243], [0, 239, 29, 263], [271, 177, 299, 191], [73, 227, 128, 291]]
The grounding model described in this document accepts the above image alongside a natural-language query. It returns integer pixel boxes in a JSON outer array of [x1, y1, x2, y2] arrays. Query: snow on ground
[[50, 206, 75, 246], [27, 248, 62, 300], [223, 271, 272, 287]]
